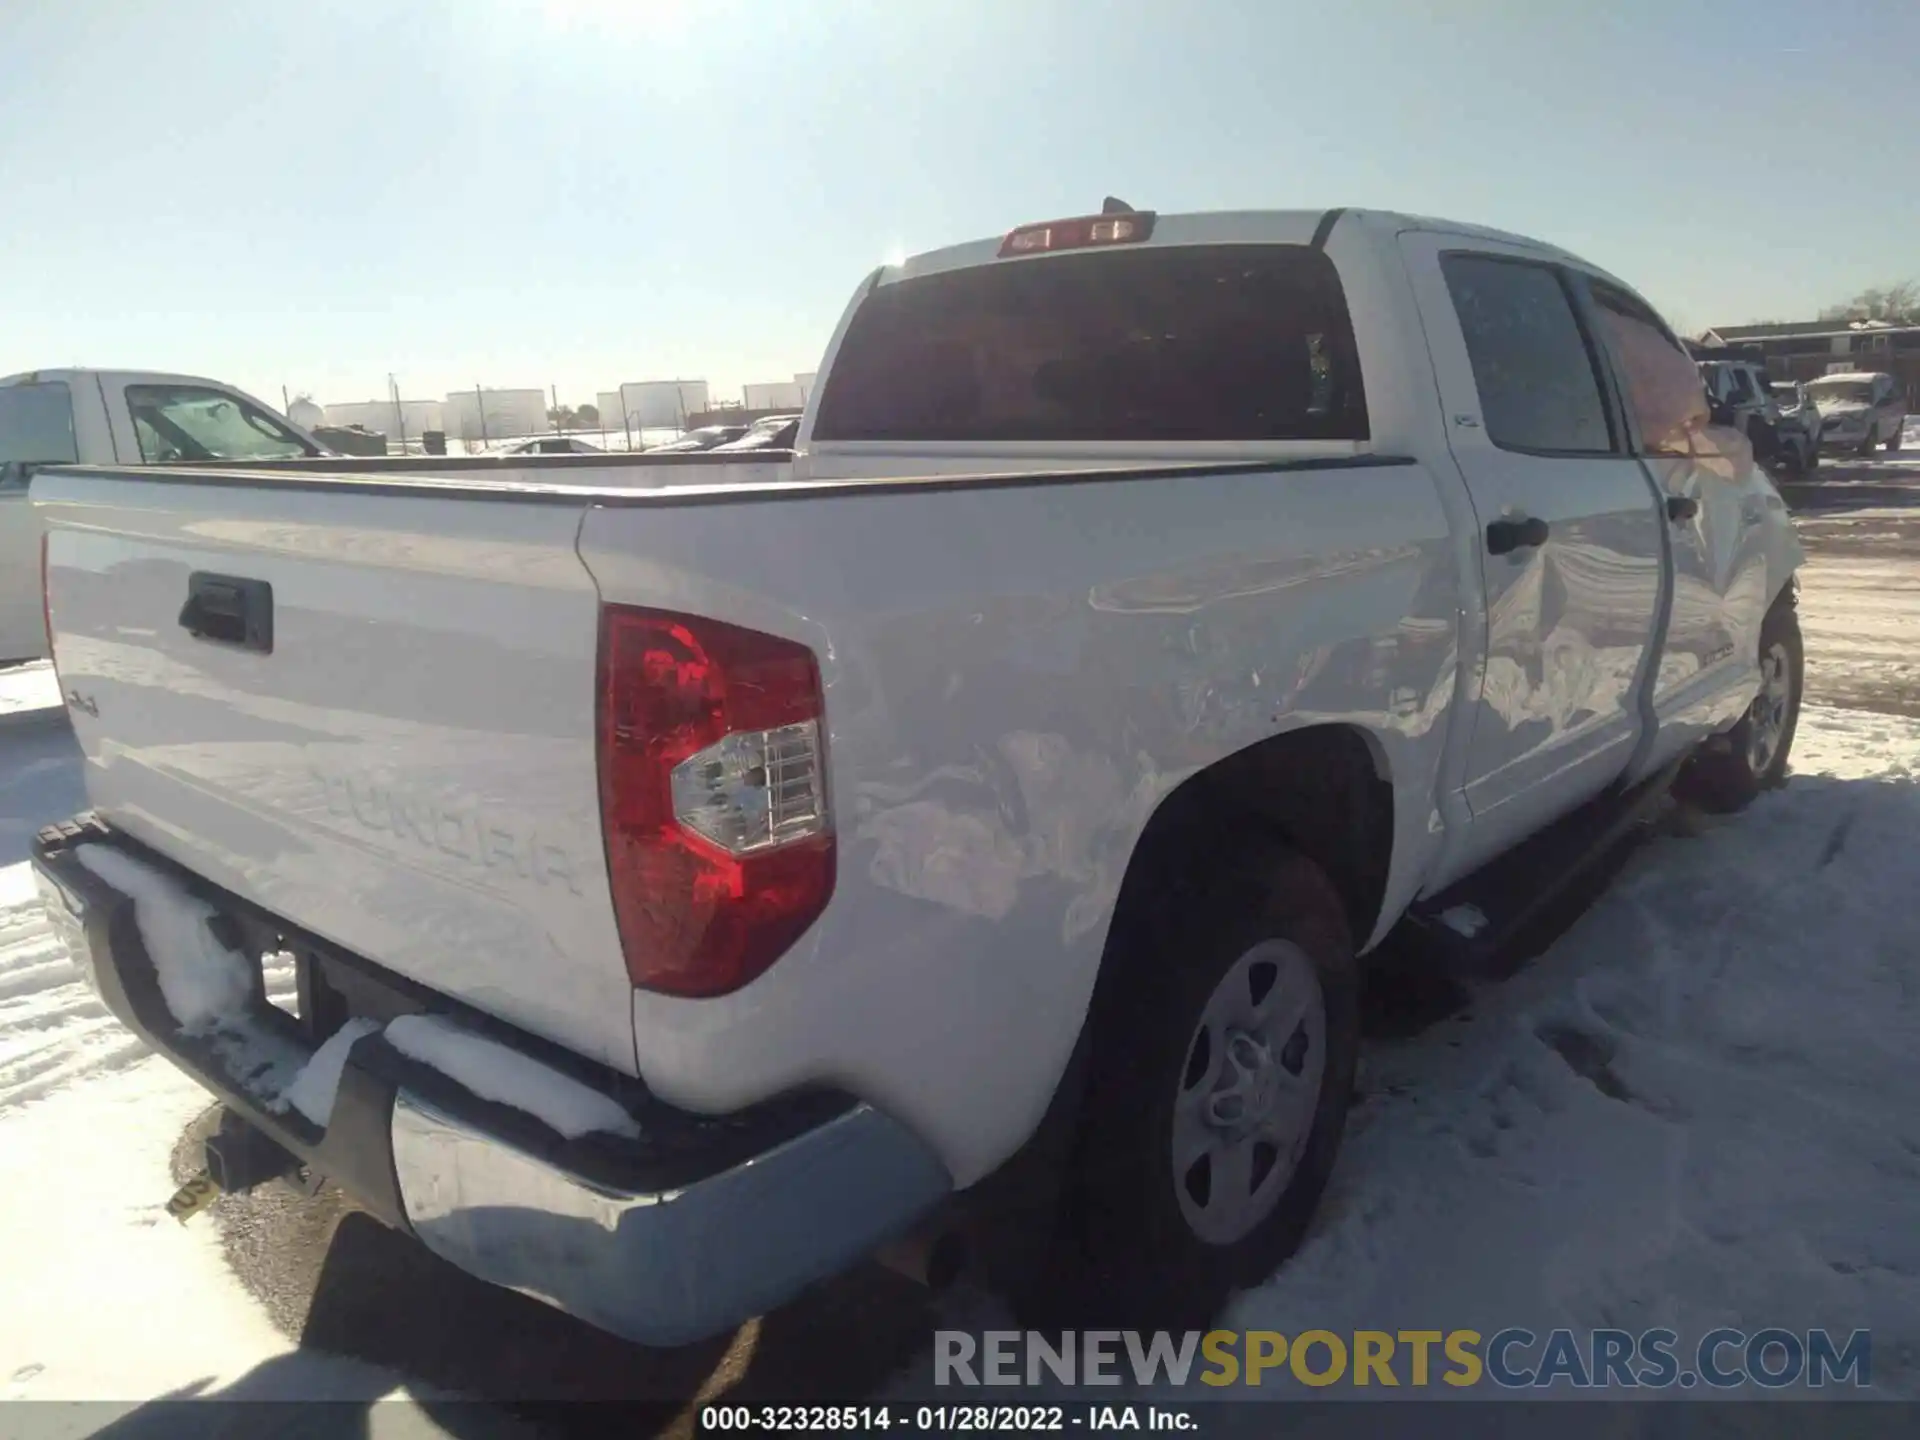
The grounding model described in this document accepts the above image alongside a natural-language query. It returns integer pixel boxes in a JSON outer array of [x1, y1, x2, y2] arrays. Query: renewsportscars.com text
[[935, 1328, 1871, 1390]]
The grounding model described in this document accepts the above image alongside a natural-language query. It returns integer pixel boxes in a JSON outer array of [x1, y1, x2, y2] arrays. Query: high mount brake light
[[998, 211, 1157, 258], [595, 606, 834, 999]]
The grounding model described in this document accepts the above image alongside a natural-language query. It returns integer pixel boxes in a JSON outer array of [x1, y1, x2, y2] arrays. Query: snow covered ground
[[2, 662, 1918, 1413], [0, 661, 59, 726], [1227, 704, 1920, 1383]]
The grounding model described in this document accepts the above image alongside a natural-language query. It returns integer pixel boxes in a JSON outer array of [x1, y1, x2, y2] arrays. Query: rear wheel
[[1673, 601, 1803, 814], [1888, 424, 1904, 453], [1043, 842, 1359, 1330]]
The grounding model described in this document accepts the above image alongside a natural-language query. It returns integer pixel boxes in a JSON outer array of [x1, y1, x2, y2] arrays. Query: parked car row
[[1698, 358, 1907, 477]]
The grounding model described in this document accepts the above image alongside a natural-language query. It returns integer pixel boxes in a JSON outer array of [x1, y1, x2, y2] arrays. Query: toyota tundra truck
[[29, 205, 1805, 1343]]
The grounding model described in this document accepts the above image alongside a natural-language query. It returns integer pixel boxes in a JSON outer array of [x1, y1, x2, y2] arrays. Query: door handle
[[1486, 516, 1549, 556], [1666, 495, 1699, 523], [179, 572, 274, 653]]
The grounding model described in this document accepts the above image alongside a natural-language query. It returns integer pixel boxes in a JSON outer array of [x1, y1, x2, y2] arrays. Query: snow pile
[[384, 1013, 641, 1140], [0, 662, 60, 723], [72, 844, 254, 1029], [51, 844, 629, 1142], [281, 1017, 380, 1127], [56, 847, 639, 1141], [1437, 903, 1488, 938]]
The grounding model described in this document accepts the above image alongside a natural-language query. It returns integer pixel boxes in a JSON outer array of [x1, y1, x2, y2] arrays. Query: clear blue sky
[[3, 0, 1915, 412]]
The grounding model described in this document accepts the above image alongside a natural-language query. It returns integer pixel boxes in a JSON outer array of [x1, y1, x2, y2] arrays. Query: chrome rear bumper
[[391, 1091, 950, 1347], [32, 816, 952, 1348]]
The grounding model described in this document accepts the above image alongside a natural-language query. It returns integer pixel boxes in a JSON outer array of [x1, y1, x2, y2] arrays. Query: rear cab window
[[812, 244, 1368, 443], [0, 382, 78, 491], [126, 384, 315, 463]]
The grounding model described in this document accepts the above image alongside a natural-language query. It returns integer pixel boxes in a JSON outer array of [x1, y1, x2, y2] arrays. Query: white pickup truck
[[30, 206, 1804, 1343], [0, 370, 327, 662]]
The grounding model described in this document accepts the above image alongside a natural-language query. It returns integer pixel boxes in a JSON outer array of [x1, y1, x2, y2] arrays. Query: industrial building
[[602, 380, 710, 431]]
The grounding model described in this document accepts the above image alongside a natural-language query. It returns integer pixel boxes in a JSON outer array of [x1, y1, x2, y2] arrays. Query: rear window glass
[[813, 244, 1369, 443], [0, 383, 78, 467]]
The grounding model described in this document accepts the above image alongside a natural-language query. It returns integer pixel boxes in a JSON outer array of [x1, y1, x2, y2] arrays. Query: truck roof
[[886, 207, 1586, 285], [0, 367, 255, 391]]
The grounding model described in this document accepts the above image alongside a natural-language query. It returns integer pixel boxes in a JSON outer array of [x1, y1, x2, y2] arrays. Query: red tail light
[[998, 211, 1157, 258], [596, 606, 834, 998]]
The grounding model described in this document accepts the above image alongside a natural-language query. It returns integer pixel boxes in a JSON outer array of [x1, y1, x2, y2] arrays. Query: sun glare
[[541, 0, 686, 34]]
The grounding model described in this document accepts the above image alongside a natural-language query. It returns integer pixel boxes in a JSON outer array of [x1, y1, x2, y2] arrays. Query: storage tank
[[442, 388, 549, 443], [287, 397, 327, 431], [615, 380, 710, 431], [743, 381, 806, 412]]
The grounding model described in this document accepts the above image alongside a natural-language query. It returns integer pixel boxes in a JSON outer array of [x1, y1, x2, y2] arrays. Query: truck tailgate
[[35, 469, 638, 1075]]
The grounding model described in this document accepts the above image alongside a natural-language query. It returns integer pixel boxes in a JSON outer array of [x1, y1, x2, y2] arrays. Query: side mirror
[[1707, 397, 1738, 428]]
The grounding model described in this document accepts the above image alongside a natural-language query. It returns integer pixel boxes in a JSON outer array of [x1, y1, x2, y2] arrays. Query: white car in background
[[496, 436, 604, 456], [0, 370, 325, 662], [1806, 371, 1907, 454], [711, 414, 801, 451]]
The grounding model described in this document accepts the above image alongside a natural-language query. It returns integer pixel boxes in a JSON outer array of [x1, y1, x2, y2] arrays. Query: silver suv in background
[[1805, 371, 1907, 454], [1768, 380, 1821, 475]]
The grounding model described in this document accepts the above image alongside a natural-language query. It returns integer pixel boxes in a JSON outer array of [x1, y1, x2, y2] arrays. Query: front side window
[[1588, 283, 1709, 456], [1440, 254, 1613, 455], [0, 383, 78, 488], [814, 244, 1368, 443], [126, 384, 314, 463]]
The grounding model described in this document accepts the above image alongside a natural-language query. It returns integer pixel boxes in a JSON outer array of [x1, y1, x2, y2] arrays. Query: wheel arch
[[1102, 723, 1397, 977]]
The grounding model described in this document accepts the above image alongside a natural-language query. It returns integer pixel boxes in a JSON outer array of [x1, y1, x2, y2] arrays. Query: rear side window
[[127, 384, 315, 463], [812, 244, 1368, 443], [1440, 254, 1613, 455], [0, 383, 78, 487]]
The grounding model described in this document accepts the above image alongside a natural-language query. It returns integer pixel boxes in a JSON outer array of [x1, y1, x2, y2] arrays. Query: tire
[[1888, 424, 1903, 454], [1673, 600, 1804, 814], [1042, 841, 1359, 1330]]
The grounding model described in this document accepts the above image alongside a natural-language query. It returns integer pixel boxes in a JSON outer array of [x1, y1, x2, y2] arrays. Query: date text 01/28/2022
[[698, 1405, 1195, 1432]]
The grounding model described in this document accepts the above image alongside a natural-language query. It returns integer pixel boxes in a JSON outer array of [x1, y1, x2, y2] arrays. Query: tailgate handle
[[179, 572, 274, 654]]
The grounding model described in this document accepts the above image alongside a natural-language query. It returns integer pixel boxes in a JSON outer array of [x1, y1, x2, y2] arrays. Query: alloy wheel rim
[[1170, 939, 1326, 1247], [1747, 640, 1794, 775]]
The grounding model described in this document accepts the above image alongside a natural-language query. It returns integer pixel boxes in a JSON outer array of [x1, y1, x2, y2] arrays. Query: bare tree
[[1819, 280, 1920, 324]]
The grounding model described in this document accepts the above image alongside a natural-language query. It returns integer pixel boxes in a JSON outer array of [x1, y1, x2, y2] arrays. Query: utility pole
[[390, 374, 407, 453], [281, 385, 291, 414], [475, 384, 489, 445], [551, 382, 561, 432]]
